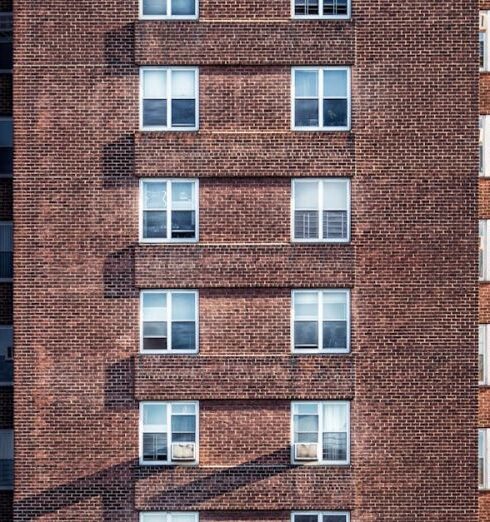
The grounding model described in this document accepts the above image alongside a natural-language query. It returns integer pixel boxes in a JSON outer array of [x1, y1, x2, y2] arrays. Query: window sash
[[292, 0, 350, 18], [480, 429, 490, 489], [0, 222, 12, 280], [292, 290, 349, 353], [0, 326, 13, 385], [481, 325, 490, 386], [481, 221, 489, 281], [292, 179, 350, 242], [140, 179, 198, 242], [481, 31, 487, 71], [141, 290, 198, 353], [141, 68, 198, 131], [140, 0, 198, 18], [292, 67, 350, 131], [140, 402, 198, 465], [292, 401, 350, 464], [292, 513, 350, 522], [140, 514, 199, 522]]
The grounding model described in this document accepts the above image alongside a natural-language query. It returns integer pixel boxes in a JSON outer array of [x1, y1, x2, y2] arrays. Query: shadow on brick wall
[[102, 135, 136, 189], [104, 356, 137, 411], [104, 23, 136, 70], [103, 245, 137, 299]]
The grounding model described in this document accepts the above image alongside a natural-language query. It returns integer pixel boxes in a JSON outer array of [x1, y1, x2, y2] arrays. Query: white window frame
[[481, 221, 490, 282], [139, 401, 199, 466], [291, 400, 350, 465], [139, 0, 199, 19], [291, 66, 351, 132], [139, 179, 199, 244], [291, 0, 350, 19], [0, 116, 13, 179], [291, 513, 350, 522], [0, 428, 13, 491], [140, 289, 199, 354], [481, 428, 490, 490], [291, 178, 351, 243], [140, 67, 199, 132], [0, 221, 13, 282], [0, 325, 13, 386], [291, 289, 350, 354], [481, 116, 490, 177], [482, 12, 488, 72], [140, 514, 199, 522]]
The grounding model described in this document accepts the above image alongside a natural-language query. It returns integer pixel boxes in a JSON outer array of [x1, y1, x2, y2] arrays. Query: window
[[292, 290, 349, 353], [140, 514, 198, 522], [0, 13, 12, 72], [292, 67, 350, 131], [0, 429, 13, 490], [140, 0, 198, 18], [0, 222, 12, 281], [292, 513, 350, 522], [481, 221, 489, 281], [292, 0, 350, 19], [292, 179, 350, 242], [140, 179, 198, 242], [481, 429, 490, 489], [292, 401, 350, 465], [140, 290, 198, 353], [482, 12, 488, 72], [140, 68, 198, 131], [140, 402, 198, 465], [0, 118, 13, 176], [0, 326, 13, 386]]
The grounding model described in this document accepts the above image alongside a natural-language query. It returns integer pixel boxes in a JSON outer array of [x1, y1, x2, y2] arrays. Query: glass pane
[[0, 147, 13, 174], [143, 337, 168, 351], [294, 517, 318, 522], [144, 211, 167, 239], [304, 0, 319, 14], [172, 211, 195, 238], [294, 403, 318, 415], [294, 0, 306, 15], [323, 99, 348, 127], [144, 70, 167, 99], [323, 292, 347, 320], [295, 99, 319, 127], [295, 71, 318, 97], [323, 321, 347, 349], [172, 293, 195, 321], [171, 99, 196, 127], [172, 182, 194, 209], [143, 0, 166, 15], [172, 403, 196, 414], [295, 211, 319, 239], [323, 211, 348, 240], [324, 0, 348, 15], [143, 292, 167, 322], [296, 414, 318, 433], [0, 252, 12, 279], [294, 292, 318, 318], [172, 71, 195, 98], [0, 328, 13, 383], [323, 403, 348, 432], [172, 0, 195, 14], [143, 321, 167, 337], [0, 120, 13, 147], [172, 516, 197, 522], [143, 99, 167, 127], [0, 225, 12, 252], [172, 414, 196, 433], [143, 433, 168, 461], [324, 516, 348, 522], [324, 70, 348, 97], [323, 181, 347, 210], [143, 404, 167, 428], [171, 322, 196, 350], [144, 182, 167, 210], [294, 321, 318, 348], [141, 515, 166, 522], [323, 432, 347, 461], [295, 181, 318, 209]]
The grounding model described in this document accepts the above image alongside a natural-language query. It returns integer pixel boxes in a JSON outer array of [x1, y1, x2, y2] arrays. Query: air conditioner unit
[[481, 12, 487, 32], [294, 443, 318, 461], [171, 442, 196, 461]]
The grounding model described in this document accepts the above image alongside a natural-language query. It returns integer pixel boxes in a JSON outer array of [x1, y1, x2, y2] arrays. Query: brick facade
[[12, 0, 477, 522]]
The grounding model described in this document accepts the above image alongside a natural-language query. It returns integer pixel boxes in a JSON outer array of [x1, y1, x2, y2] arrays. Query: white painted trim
[[291, 66, 351, 132], [139, 178, 199, 244], [139, 0, 199, 20], [480, 428, 490, 490], [290, 178, 351, 243], [480, 220, 490, 281], [290, 0, 351, 20], [291, 401, 350, 466], [140, 289, 199, 354], [140, 514, 199, 522], [139, 401, 199, 466], [140, 67, 199, 132], [481, 116, 490, 177], [291, 289, 350, 354], [291, 512, 350, 522]]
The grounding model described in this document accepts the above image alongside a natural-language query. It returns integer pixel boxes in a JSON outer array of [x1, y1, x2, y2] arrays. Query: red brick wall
[[12, 0, 477, 521]]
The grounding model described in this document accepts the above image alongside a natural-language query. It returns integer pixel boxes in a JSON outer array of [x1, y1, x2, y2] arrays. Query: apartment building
[[8, 0, 477, 521]]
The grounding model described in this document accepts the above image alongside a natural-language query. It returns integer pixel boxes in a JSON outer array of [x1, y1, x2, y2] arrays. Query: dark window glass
[[172, 0, 195, 15], [0, 43, 12, 70], [172, 415, 196, 442], [323, 517, 348, 522], [143, 99, 167, 127], [323, 432, 347, 461], [171, 322, 196, 350], [323, 99, 347, 127], [323, 0, 348, 15], [0, 148, 13, 174], [295, 210, 319, 239], [294, 321, 318, 349], [171, 99, 195, 127], [323, 321, 347, 350], [143, 0, 166, 15], [171, 211, 195, 238], [299, 0, 319, 15], [143, 211, 167, 239], [0, 358, 12, 383], [143, 321, 167, 351], [0, 252, 12, 279], [294, 0, 307, 15], [294, 517, 318, 522], [143, 433, 167, 461], [295, 99, 319, 127], [323, 210, 347, 239], [0, 458, 13, 488]]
